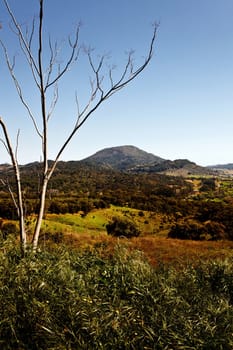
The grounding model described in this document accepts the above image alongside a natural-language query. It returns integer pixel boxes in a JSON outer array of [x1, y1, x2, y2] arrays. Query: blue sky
[[1, 0, 233, 165]]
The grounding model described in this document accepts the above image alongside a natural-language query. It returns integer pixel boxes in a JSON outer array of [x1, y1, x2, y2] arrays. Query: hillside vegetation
[[0, 235, 233, 349], [1, 146, 233, 245], [1, 147, 233, 349], [1, 157, 233, 241], [83, 145, 164, 170]]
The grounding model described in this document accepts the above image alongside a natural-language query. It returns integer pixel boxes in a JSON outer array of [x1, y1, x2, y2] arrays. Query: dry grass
[[61, 232, 233, 267], [2, 235, 233, 349], [30, 208, 233, 267], [129, 237, 233, 266]]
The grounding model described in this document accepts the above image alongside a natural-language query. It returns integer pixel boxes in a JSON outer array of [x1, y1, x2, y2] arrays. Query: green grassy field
[[1, 205, 233, 348], [37, 206, 233, 267], [44, 206, 169, 236]]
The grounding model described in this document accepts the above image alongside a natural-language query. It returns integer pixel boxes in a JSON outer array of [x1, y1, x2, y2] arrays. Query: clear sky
[[1, 0, 233, 166]]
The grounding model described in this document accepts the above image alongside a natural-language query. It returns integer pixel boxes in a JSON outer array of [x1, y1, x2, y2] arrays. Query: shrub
[[106, 216, 141, 238], [168, 219, 205, 240], [48, 201, 69, 214], [41, 230, 64, 243], [0, 200, 18, 219], [0, 241, 233, 349], [0, 221, 18, 239], [168, 219, 228, 241], [204, 221, 226, 240], [200, 178, 216, 192]]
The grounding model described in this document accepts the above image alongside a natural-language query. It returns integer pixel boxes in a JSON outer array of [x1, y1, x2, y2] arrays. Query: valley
[[1, 145, 233, 246]]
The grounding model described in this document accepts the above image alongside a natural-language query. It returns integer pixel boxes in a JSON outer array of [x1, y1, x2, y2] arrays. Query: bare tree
[[0, 0, 157, 253]]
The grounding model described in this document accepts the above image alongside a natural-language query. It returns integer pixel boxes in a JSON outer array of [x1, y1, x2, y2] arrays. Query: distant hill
[[83, 145, 215, 176], [206, 163, 233, 177], [207, 164, 233, 170], [130, 158, 215, 176], [83, 145, 164, 171], [0, 145, 217, 177]]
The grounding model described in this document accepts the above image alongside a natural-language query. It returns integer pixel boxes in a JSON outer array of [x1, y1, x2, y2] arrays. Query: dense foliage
[[0, 161, 193, 216], [2, 162, 233, 240], [106, 216, 141, 238], [0, 236, 233, 349], [168, 219, 226, 241]]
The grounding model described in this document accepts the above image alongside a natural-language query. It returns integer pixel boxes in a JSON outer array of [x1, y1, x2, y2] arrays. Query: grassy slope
[[0, 238, 233, 349], [44, 206, 168, 236], [42, 206, 233, 266], [1, 207, 233, 349]]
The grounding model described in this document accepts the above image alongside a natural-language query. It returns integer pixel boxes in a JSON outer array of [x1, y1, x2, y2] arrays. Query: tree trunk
[[32, 176, 48, 251], [2, 1, 157, 254], [15, 163, 27, 252], [0, 118, 27, 253]]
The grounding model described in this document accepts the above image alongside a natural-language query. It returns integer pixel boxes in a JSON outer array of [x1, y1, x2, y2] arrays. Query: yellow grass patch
[[61, 232, 233, 267]]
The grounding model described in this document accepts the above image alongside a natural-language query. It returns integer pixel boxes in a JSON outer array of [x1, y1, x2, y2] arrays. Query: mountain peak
[[83, 145, 164, 171]]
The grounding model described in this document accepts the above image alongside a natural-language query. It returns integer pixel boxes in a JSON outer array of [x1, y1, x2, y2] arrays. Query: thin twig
[[0, 40, 42, 138]]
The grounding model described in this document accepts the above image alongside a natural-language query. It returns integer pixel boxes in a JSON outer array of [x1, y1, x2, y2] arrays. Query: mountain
[[129, 158, 215, 176], [205, 163, 233, 177], [83, 145, 215, 176], [83, 145, 165, 171], [0, 145, 217, 177], [207, 164, 233, 170]]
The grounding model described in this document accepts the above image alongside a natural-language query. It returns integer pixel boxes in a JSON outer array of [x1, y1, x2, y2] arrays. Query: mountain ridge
[[0, 145, 220, 176], [207, 163, 233, 170], [82, 145, 215, 176]]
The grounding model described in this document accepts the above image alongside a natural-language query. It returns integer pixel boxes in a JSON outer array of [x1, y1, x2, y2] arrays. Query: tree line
[[1, 162, 233, 240]]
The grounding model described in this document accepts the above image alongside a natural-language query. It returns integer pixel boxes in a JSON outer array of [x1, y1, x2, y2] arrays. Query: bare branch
[[0, 40, 42, 138], [0, 118, 17, 168], [47, 84, 59, 121], [49, 24, 158, 174], [107, 23, 158, 95], [45, 24, 81, 90], [37, 0, 49, 174], [74, 82, 98, 129], [45, 36, 57, 88], [15, 129, 20, 160], [2, 0, 158, 252], [108, 64, 117, 88], [0, 178, 19, 216], [3, 0, 40, 79], [0, 116, 26, 248], [0, 137, 10, 154], [87, 51, 105, 98], [28, 17, 36, 51], [111, 50, 134, 89], [75, 92, 81, 127]]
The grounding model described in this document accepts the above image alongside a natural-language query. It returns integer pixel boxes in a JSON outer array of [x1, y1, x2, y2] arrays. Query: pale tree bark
[[0, 0, 158, 252], [0, 118, 26, 252]]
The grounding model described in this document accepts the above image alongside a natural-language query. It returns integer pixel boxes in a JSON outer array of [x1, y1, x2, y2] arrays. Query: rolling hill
[[83, 145, 215, 176], [83, 145, 164, 171], [0, 145, 217, 177], [207, 163, 233, 170], [130, 159, 216, 176]]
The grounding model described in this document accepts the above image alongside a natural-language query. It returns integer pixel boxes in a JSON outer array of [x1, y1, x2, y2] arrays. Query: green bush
[[0, 221, 18, 239], [106, 216, 141, 238], [0, 239, 233, 349], [168, 219, 227, 241], [168, 219, 205, 240]]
